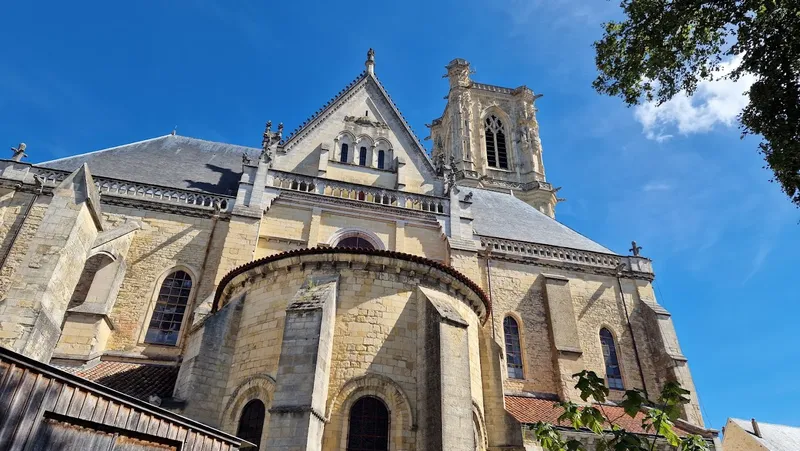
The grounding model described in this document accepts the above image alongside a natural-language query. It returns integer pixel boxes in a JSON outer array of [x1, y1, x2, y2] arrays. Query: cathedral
[[0, 51, 720, 450]]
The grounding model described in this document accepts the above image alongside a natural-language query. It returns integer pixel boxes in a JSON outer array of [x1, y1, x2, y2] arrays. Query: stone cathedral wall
[[180, 252, 487, 450]]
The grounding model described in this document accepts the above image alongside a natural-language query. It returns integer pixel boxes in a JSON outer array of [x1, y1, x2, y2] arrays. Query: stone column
[[417, 287, 475, 451], [266, 275, 338, 451], [542, 273, 585, 401], [307, 208, 322, 247], [174, 294, 245, 427], [394, 220, 405, 252], [0, 164, 103, 362]]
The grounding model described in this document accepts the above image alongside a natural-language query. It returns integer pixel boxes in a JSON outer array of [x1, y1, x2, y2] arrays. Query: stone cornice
[[213, 247, 490, 323], [479, 236, 655, 280]]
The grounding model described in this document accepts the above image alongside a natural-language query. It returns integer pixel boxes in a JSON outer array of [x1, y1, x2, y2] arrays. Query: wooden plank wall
[[0, 357, 243, 451]]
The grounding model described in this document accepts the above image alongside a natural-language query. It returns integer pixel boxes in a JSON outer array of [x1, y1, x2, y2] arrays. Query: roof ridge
[[38, 134, 173, 165], [281, 71, 368, 146], [169, 134, 260, 152], [38, 134, 261, 167]]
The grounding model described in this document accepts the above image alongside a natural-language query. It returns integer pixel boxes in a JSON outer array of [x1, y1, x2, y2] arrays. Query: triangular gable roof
[[280, 71, 437, 175]]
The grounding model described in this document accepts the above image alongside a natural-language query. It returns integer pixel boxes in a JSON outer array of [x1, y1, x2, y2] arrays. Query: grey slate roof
[[730, 418, 800, 451], [465, 188, 615, 254], [38, 135, 260, 196]]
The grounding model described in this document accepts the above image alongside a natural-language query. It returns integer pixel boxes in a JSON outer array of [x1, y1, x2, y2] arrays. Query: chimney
[[751, 418, 762, 438]]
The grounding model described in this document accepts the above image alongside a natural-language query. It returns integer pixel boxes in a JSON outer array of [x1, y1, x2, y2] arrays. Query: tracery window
[[485, 115, 508, 169], [236, 400, 266, 449], [341, 143, 349, 163], [347, 396, 389, 451], [600, 328, 624, 390], [145, 270, 193, 346], [503, 316, 524, 379], [377, 150, 385, 169], [359, 146, 368, 166]]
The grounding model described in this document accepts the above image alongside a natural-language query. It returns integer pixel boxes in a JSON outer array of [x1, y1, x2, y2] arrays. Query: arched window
[[485, 115, 508, 169], [359, 146, 368, 166], [144, 270, 192, 346], [600, 328, 624, 389], [503, 316, 524, 379], [236, 400, 266, 449], [347, 396, 389, 451], [336, 236, 375, 250], [377, 150, 385, 169], [341, 143, 349, 163]]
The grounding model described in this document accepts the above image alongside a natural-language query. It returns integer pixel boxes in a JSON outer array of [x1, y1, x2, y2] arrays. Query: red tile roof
[[61, 361, 179, 400], [505, 395, 696, 437]]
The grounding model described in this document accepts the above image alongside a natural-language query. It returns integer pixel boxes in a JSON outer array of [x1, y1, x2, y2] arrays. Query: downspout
[[615, 263, 649, 398], [0, 177, 44, 270]]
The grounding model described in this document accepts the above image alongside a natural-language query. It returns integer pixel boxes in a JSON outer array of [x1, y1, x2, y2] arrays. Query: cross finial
[[629, 240, 642, 256], [10, 143, 27, 162]]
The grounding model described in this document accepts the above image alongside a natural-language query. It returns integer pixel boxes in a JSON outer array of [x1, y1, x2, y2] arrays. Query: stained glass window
[[144, 270, 192, 346], [503, 316, 524, 379], [600, 328, 624, 390]]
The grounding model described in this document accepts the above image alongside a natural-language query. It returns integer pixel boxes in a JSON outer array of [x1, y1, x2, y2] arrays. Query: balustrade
[[270, 171, 447, 214], [480, 236, 622, 268]]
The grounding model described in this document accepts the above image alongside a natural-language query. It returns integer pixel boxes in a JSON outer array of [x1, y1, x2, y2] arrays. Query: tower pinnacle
[[365, 48, 375, 75]]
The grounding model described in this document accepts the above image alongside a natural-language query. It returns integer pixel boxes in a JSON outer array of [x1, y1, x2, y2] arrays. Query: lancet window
[[485, 115, 508, 169]]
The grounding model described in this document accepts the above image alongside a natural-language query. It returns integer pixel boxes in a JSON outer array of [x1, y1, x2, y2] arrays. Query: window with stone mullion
[[485, 115, 508, 169]]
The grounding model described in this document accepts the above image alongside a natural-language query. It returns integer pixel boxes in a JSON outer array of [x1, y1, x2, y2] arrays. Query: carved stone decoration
[[344, 115, 389, 129], [444, 155, 459, 195], [261, 120, 283, 166], [10, 143, 27, 162]]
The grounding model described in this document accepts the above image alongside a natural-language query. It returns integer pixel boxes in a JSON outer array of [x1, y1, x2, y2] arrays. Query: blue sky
[[2, 0, 797, 431]]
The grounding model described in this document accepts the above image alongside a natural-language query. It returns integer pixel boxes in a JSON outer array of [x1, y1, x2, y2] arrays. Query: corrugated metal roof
[[38, 135, 259, 196], [466, 188, 615, 254], [731, 418, 800, 451]]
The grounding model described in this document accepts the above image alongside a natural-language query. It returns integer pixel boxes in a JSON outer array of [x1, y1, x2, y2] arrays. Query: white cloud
[[635, 55, 756, 140], [642, 182, 672, 192]]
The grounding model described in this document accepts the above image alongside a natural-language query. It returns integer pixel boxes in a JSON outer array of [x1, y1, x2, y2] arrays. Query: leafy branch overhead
[[529, 371, 710, 451], [593, 0, 800, 208]]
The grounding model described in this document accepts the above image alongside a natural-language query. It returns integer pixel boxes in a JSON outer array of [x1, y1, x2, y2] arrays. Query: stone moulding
[[480, 236, 655, 280], [212, 247, 490, 323]]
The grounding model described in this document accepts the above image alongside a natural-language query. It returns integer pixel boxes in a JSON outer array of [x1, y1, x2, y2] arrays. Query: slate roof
[[730, 418, 800, 451], [38, 134, 260, 196], [466, 188, 614, 254], [58, 361, 179, 400], [505, 395, 696, 436]]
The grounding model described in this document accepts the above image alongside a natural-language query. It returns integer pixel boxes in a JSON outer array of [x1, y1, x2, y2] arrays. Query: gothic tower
[[428, 58, 560, 217]]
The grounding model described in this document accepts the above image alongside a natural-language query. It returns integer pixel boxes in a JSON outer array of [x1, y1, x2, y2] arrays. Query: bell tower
[[427, 58, 559, 217]]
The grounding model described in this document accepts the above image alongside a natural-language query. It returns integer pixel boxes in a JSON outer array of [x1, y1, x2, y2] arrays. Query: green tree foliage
[[529, 371, 710, 451], [593, 0, 800, 207]]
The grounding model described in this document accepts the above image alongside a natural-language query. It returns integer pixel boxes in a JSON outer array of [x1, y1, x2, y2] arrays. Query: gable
[[274, 73, 440, 195]]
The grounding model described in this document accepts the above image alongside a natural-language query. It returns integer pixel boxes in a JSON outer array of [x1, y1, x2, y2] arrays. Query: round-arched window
[[336, 236, 375, 250], [347, 396, 389, 451], [236, 399, 266, 449]]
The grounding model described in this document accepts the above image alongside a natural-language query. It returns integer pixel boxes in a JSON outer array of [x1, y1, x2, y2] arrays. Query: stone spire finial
[[10, 143, 27, 162], [365, 48, 375, 75], [629, 240, 642, 256]]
